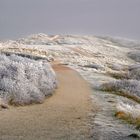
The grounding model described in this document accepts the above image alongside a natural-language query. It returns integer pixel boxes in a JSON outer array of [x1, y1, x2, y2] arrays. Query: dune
[[0, 64, 93, 140], [1, 34, 140, 139]]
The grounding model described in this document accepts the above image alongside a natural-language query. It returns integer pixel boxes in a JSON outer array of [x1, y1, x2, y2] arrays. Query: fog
[[0, 0, 140, 40]]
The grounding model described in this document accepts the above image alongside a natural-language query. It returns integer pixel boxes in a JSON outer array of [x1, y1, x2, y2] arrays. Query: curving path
[[0, 65, 94, 140]]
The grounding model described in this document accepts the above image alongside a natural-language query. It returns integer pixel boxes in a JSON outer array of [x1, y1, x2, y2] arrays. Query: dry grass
[[100, 80, 140, 103], [107, 71, 128, 79], [99, 64, 140, 128], [116, 102, 140, 128], [0, 47, 48, 58]]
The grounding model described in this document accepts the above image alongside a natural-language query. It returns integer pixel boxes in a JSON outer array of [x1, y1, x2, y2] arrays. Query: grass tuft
[[116, 102, 140, 128]]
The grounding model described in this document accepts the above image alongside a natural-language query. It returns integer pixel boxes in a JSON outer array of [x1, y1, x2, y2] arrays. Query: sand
[[0, 65, 93, 140]]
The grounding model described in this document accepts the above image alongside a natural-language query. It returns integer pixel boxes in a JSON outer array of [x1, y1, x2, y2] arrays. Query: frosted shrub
[[0, 54, 57, 105], [99, 63, 140, 103]]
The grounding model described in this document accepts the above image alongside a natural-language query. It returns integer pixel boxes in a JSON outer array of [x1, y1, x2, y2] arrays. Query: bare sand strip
[[0, 65, 93, 140]]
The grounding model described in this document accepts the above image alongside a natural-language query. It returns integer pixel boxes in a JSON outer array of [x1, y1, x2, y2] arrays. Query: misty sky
[[0, 0, 140, 40]]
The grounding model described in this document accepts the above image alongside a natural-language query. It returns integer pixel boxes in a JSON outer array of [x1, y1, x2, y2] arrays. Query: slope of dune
[[0, 34, 140, 139]]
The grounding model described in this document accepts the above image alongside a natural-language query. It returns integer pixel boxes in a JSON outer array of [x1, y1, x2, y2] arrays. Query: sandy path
[[0, 65, 93, 140]]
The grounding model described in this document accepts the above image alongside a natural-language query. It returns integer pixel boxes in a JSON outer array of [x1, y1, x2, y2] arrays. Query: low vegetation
[[0, 54, 57, 106], [116, 102, 140, 129], [99, 64, 140, 126], [102, 65, 140, 90]]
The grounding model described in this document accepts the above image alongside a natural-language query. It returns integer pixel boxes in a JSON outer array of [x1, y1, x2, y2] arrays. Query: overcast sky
[[0, 0, 140, 40]]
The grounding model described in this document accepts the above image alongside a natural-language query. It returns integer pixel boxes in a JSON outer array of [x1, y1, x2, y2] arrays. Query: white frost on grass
[[116, 102, 140, 126], [117, 102, 140, 118], [0, 54, 57, 105]]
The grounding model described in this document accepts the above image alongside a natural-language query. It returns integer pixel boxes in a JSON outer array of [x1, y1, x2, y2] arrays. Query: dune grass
[[99, 65, 140, 127], [100, 66, 140, 102], [107, 71, 128, 79], [100, 80, 140, 103], [116, 102, 140, 129]]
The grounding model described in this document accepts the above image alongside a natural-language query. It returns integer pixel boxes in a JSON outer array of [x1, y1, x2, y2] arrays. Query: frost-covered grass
[[107, 71, 128, 79], [1, 47, 48, 58], [99, 64, 140, 126], [100, 80, 140, 103], [0, 54, 57, 105], [116, 102, 140, 128], [107, 65, 140, 79], [99, 65, 140, 102]]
